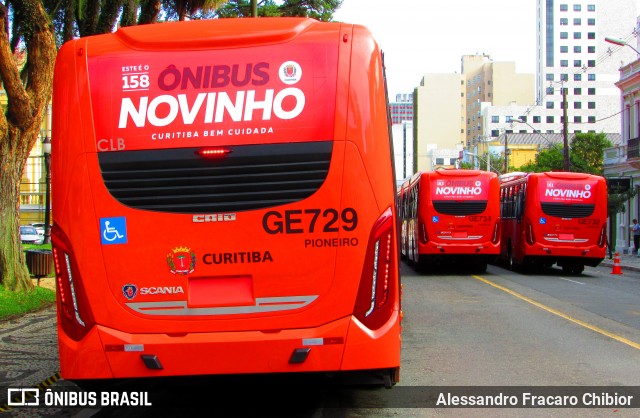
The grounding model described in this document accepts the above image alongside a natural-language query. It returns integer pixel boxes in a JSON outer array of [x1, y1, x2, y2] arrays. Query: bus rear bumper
[[58, 312, 401, 380]]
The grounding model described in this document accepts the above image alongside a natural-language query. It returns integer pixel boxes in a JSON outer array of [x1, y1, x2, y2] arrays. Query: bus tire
[[474, 261, 487, 274], [507, 243, 515, 270]]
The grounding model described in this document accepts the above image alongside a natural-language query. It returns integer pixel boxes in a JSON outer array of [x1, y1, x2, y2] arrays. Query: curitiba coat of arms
[[167, 246, 196, 275]]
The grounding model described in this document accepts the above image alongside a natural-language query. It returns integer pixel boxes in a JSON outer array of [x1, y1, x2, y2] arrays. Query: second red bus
[[398, 169, 501, 273]]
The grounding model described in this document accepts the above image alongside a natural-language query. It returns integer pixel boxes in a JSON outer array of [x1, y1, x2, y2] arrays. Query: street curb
[[599, 260, 640, 273]]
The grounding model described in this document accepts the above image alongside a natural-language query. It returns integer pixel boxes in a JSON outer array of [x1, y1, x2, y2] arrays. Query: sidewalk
[[600, 251, 640, 273]]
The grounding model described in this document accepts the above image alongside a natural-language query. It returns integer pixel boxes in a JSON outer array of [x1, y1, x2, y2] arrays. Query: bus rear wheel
[[562, 263, 584, 275]]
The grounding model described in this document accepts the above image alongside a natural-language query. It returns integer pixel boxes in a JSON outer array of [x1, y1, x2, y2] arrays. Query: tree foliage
[[200, 0, 342, 20], [518, 132, 613, 175]]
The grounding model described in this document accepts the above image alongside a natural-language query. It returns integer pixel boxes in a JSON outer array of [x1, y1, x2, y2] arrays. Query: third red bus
[[498, 171, 607, 274]]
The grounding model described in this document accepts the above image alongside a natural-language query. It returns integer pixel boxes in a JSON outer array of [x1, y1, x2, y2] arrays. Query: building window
[[561, 45, 568, 53], [588, 101, 596, 109], [547, 116, 554, 123], [573, 18, 581, 25], [574, 88, 581, 95], [574, 116, 582, 123], [491, 129, 500, 137], [588, 32, 595, 39], [588, 18, 595, 25], [547, 87, 554, 95], [435, 158, 444, 165], [588, 46, 596, 53], [547, 130, 555, 134], [574, 60, 581, 67], [546, 74, 554, 81], [491, 115, 499, 123], [449, 158, 457, 165], [560, 18, 568, 25], [561, 73, 568, 81], [574, 46, 581, 53], [533, 116, 541, 123], [560, 32, 568, 39], [520, 116, 527, 123], [588, 88, 596, 95], [506, 116, 513, 122], [588, 4, 595, 11], [588, 73, 596, 81], [560, 4, 568, 11], [588, 60, 595, 67], [546, 102, 555, 109], [574, 32, 581, 39], [588, 116, 596, 123], [574, 73, 582, 81], [561, 59, 568, 67], [574, 102, 582, 109], [573, 4, 581, 11]]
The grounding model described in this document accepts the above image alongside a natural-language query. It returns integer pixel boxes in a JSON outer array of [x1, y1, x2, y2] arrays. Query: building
[[414, 55, 535, 173], [391, 121, 414, 184], [389, 93, 414, 125], [413, 73, 464, 171], [462, 55, 535, 147], [603, 16, 640, 254], [535, 0, 637, 134]]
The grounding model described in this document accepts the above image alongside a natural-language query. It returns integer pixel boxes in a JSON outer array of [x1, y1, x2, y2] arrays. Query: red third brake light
[[196, 147, 232, 158], [354, 207, 397, 330]]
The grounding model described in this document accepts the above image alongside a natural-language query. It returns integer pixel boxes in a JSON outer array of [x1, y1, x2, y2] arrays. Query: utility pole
[[504, 133, 508, 173], [562, 87, 570, 171]]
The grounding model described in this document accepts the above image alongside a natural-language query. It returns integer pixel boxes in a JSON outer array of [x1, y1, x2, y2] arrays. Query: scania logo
[[122, 284, 138, 300], [193, 213, 237, 223]]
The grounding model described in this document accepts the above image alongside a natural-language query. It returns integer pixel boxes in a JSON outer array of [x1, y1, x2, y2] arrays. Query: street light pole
[[42, 136, 51, 244], [562, 87, 570, 171], [605, 36, 640, 55]]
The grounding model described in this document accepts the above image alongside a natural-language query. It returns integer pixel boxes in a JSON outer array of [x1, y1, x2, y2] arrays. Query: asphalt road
[[1, 261, 639, 417]]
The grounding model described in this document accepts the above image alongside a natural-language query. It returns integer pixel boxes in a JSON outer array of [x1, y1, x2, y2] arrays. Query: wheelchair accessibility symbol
[[100, 217, 127, 245]]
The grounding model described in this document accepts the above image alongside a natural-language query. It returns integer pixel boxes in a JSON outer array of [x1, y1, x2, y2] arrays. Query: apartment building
[[535, 0, 637, 133]]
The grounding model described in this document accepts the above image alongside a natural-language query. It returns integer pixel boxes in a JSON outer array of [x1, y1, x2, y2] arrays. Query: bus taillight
[[598, 224, 607, 247], [525, 220, 536, 245], [420, 222, 428, 244], [491, 221, 500, 244], [354, 208, 396, 330], [51, 226, 95, 341]]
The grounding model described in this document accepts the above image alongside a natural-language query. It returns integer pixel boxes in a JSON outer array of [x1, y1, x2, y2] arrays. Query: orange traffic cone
[[611, 252, 623, 275]]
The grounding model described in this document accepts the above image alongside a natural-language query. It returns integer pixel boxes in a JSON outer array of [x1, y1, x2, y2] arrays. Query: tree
[[215, 0, 342, 20], [0, 1, 57, 292], [517, 132, 612, 175], [569, 132, 612, 175]]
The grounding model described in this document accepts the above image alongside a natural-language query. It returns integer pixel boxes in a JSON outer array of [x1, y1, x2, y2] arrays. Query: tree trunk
[[0, 128, 33, 292], [0, 1, 57, 291]]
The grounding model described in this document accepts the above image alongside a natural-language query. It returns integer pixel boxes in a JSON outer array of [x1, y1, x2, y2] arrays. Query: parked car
[[20, 225, 44, 245], [31, 223, 51, 236]]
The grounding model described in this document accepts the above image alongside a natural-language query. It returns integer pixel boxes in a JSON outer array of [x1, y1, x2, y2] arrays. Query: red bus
[[52, 18, 400, 386], [498, 172, 607, 274], [398, 170, 501, 273]]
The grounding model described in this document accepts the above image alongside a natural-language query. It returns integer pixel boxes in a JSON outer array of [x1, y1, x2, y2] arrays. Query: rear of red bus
[[515, 172, 607, 274], [51, 18, 400, 384], [411, 170, 500, 272]]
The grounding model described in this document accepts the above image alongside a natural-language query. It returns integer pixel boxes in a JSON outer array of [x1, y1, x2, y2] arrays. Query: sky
[[333, 0, 640, 99]]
